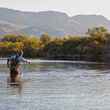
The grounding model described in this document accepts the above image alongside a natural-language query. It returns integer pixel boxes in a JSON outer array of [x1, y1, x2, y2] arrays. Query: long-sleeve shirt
[[7, 55, 29, 70]]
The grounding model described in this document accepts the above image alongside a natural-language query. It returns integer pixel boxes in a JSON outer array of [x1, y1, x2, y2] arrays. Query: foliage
[[0, 27, 110, 62]]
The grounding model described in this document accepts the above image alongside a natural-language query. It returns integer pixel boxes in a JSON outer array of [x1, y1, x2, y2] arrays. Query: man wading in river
[[7, 51, 30, 82]]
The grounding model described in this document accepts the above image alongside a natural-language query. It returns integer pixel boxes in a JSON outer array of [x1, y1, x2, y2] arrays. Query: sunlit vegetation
[[0, 26, 110, 62]]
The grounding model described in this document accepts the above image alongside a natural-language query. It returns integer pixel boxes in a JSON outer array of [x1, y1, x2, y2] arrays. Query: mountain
[[0, 7, 110, 36]]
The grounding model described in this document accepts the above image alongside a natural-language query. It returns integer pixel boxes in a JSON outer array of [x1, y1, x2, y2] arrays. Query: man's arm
[[7, 58, 10, 68], [21, 57, 31, 64]]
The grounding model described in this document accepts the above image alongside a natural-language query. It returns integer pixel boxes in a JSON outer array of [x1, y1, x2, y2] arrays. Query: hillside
[[0, 7, 110, 36]]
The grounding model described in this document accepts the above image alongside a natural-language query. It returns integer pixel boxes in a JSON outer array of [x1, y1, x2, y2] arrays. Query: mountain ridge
[[0, 7, 110, 36]]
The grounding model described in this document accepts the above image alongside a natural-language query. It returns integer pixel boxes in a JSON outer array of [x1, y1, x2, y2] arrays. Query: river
[[0, 60, 110, 110]]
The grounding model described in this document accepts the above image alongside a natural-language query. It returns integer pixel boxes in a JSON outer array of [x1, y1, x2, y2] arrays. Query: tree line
[[0, 26, 110, 62]]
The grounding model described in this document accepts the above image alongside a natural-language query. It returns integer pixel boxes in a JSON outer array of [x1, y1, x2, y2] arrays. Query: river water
[[0, 60, 110, 110]]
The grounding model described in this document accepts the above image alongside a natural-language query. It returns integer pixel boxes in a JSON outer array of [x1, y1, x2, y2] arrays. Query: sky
[[0, 0, 110, 19]]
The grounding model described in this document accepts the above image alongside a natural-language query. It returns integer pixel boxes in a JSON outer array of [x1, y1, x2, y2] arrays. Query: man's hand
[[28, 61, 31, 64], [26, 60, 31, 64]]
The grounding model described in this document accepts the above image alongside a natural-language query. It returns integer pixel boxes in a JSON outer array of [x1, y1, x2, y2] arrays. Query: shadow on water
[[23, 61, 110, 73]]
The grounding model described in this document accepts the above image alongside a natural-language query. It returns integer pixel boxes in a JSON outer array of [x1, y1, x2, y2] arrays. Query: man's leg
[[10, 69, 19, 82]]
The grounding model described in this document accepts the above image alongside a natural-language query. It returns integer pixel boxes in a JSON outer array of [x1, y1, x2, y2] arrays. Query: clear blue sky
[[0, 0, 110, 19]]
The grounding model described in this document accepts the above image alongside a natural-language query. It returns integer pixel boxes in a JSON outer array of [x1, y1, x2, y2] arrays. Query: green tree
[[40, 33, 51, 46]]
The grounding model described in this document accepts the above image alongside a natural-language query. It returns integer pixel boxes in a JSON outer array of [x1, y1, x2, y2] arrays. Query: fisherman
[[7, 50, 30, 82]]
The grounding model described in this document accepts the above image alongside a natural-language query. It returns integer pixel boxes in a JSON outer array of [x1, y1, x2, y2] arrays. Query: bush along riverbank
[[0, 26, 110, 62]]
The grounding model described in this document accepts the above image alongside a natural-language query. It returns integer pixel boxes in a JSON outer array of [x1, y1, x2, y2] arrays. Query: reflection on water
[[0, 60, 110, 110], [7, 83, 23, 95]]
